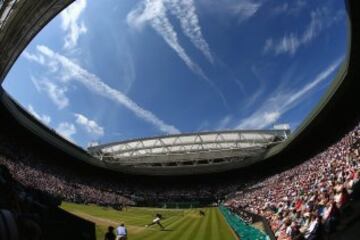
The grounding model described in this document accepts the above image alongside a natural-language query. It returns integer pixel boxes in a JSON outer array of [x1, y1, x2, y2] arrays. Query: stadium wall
[[219, 206, 269, 240], [235, 208, 276, 240]]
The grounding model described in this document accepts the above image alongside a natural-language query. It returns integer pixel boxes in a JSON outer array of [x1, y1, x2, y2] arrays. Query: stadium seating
[[0, 164, 96, 240], [225, 123, 360, 239]]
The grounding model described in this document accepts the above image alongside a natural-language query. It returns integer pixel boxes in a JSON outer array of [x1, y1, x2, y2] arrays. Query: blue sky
[[2, 0, 348, 148]]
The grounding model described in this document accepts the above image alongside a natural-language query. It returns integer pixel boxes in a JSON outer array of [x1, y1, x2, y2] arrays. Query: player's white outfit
[[116, 226, 127, 240]]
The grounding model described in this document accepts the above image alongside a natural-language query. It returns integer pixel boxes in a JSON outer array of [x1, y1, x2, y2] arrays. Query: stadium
[[0, 0, 359, 240]]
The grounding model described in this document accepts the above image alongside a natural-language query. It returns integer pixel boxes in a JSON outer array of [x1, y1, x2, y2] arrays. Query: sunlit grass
[[61, 202, 236, 240]]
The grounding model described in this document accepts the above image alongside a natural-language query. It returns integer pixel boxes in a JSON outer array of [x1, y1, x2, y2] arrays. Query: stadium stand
[[1, 109, 360, 239], [1, 75, 360, 239], [225, 123, 360, 239], [0, 0, 360, 239], [0, 164, 96, 240]]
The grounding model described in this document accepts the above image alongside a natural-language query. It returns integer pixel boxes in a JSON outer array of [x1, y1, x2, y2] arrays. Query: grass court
[[61, 202, 237, 240]]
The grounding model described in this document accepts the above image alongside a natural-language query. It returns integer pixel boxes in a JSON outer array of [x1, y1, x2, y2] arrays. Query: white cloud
[[127, 0, 205, 76], [31, 77, 69, 109], [272, 3, 288, 15], [272, 0, 306, 15], [61, 0, 87, 49], [74, 113, 104, 136], [238, 110, 281, 130], [216, 115, 232, 130], [56, 122, 77, 142], [231, 0, 262, 22], [264, 8, 336, 56], [23, 47, 59, 74], [87, 141, 99, 148], [274, 33, 301, 56], [121, 49, 136, 93], [127, 0, 227, 107], [263, 39, 273, 53], [167, 0, 214, 63], [302, 10, 323, 43], [22, 51, 45, 65], [196, 120, 210, 132], [198, 0, 262, 23], [27, 105, 51, 125], [29, 45, 180, 135], [236, 57, 343, 129], [273, 123, 290, 130]]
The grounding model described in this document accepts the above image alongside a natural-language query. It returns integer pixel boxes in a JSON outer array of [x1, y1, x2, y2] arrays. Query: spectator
[[104, 226, 116, 240], [116, 223, 127, 240]]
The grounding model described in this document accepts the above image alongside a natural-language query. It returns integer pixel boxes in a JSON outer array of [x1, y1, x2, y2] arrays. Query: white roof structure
[[88, 130, 289, 175]]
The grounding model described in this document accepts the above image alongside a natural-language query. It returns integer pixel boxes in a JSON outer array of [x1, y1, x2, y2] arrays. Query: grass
[[61, 202, 237, 240]]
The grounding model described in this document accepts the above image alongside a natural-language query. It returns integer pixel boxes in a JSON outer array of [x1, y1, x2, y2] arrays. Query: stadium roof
[[0, 0, 73, 81], [88, 130, 288, 175]]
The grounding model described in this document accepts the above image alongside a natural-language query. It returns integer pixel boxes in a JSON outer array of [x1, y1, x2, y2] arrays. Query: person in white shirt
[[116, 223, 127, 240], [145, 213, 165, 230], [304, 214, 320, 240]]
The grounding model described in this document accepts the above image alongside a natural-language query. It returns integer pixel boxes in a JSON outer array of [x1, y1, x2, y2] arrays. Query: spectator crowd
[[225, 123, 360, 239], [0, 141, 134, 207], [0, 163, 59, 239], [0, 133, 227, 207]]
